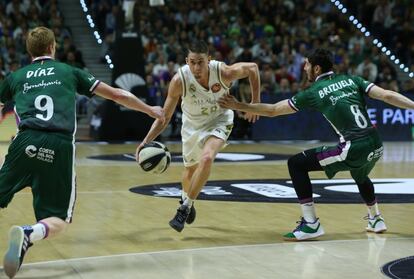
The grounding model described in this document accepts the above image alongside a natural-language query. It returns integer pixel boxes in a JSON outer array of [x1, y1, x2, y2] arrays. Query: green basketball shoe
[[366, 214, 387, 233], [283, 218, 325, 241]]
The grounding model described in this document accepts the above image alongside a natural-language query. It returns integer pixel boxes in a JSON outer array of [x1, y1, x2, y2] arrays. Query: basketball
[[138, 141, 171, 174]]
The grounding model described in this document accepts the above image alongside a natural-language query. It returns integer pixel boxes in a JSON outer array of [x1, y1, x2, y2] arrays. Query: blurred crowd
[[0, 0, 85, 80], [87, 0, 414, 138], [89, 0, 414, 99]]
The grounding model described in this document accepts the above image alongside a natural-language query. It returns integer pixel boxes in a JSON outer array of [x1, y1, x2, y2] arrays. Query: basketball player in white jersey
[[137, 40, 261, 232]]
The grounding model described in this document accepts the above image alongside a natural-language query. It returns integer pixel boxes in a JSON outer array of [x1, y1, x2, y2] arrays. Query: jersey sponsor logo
[[25, 145, 38, 158], [329, 90, 358, 105], [189, 84, 196, 93], [24, 145, 55, 163], [211, 83, 221, 93], [26, 67, 55, 78], [88, 76, 95, 81], [129, 178, 414, 203], [367, 146, 383, 161], [23, 80, 62, 94], [36, 147, 55, 163], [318, 79, 355, 98]]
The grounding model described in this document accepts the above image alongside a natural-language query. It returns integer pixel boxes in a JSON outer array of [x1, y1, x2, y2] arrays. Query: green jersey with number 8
[[0, 57, 99, 135], [289, 72, 376, 141]]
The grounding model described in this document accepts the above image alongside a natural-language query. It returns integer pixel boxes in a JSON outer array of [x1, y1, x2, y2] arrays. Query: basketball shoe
[[283, 218, 325, 241], [179, 199, 196, 224], [365, 214, 387, 233], [3, 226, 33, 278], [169, 204, 191, 232]]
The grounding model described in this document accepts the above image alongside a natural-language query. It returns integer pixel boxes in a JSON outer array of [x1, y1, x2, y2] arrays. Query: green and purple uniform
[[289, 71, 383, 183], [0, 56, 100, 222]]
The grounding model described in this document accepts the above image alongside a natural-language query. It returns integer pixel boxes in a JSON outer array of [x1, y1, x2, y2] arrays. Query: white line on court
[[20, 237, 414, 267]]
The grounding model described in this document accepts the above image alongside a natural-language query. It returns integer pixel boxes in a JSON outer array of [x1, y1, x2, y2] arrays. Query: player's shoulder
[[169, 72, 184, 93], [209, 60, 221, 66]]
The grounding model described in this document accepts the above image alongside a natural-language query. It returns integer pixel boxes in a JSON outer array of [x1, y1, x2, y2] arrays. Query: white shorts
[[181, 114, 233, 167]]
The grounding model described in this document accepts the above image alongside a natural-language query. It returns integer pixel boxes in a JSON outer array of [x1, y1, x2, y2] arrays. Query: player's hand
[[135, 142, 146, 162], [244, 111, 259, 123], [218, 94, 240, 109], [148, 106, 165, 123]]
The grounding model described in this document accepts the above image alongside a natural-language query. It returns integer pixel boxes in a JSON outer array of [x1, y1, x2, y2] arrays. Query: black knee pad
[[288, 150, 322, 173]]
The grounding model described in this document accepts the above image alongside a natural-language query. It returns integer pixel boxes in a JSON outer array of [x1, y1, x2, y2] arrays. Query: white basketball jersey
[[178, 60, 234, 128]]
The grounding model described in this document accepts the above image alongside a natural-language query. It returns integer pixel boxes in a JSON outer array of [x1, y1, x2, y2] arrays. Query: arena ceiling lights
[[330, 0, 414, 79], [80, 0, 114, 69]]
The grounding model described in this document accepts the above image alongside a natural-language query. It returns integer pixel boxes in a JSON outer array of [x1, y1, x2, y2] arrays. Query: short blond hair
[[26, 27, 55, 57]]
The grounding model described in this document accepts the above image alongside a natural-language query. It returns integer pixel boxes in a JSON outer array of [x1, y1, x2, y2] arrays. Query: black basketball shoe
[[180, 199, 196, 224], [169, 204, 191, 232]]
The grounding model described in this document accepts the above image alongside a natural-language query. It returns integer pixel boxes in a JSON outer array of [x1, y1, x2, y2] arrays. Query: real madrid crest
[[211, 83, 221, 93]]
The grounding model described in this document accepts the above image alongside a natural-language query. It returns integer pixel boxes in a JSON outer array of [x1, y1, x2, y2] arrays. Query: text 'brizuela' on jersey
[[288, 71, 376, 142], [0, 56, 100, 135]]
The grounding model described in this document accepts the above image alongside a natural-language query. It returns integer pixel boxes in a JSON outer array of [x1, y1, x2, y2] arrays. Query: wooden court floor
[[0, 140, 413, 278]]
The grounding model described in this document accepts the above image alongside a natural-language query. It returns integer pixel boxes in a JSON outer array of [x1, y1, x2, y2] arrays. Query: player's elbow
[[247, 63, 259, 74], [161, 116, 172, 128]]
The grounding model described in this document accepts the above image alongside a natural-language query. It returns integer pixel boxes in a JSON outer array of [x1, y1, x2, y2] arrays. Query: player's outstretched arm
[[136, 74, 182, 158], [221, 62, 261, 122], [218, 94, 296, 117], [368, 85, 414, 109], [94, 82, 165, 121]]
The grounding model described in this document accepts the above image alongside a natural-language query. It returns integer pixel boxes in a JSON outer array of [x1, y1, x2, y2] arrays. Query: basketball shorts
[[314, 132, 383, 183], [0, 129, 76, 222], [181, 115, 233, 167]]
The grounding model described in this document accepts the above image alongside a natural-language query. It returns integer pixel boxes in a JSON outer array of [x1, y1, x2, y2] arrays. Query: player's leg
[[351, 165, 387, 233], [0, 133, 31, 211], [3, 131, 75, 278], [169, 136, 225, 232], [284, 148, 325, 241], [181, 164, 197, 201], [0, 131, 37, 278], [181, 165, 197, 224], [186, 136, 225, 201]]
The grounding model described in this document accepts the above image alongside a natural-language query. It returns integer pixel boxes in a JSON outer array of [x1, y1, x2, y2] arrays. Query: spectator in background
[[152, 55, 168, 80], [356, 57, 378, 83]]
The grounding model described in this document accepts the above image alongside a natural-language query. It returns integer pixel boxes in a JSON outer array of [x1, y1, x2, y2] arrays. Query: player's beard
[[306, 72, 315, 82], [306, 68, 317, 82]]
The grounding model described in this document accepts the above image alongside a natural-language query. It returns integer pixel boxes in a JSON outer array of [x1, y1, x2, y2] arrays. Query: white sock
[[181, 191, 187, 201], [183, 197, 194, 207], [301, 202, 317, 223], [367, 203, 380, 218], [29, 222, 48, 242]]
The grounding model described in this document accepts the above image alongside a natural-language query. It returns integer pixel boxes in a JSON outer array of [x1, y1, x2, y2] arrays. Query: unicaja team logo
[[211, 83, 221, 93], [25, 145, 37, 158]]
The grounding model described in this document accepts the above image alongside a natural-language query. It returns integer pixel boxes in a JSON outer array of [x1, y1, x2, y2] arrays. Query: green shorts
[[315, 132, 383, 183], [0, 129, 76, 222]]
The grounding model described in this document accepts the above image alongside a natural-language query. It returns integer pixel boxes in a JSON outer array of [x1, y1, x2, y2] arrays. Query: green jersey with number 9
[[288, 72, 376, 141], [0, 57, 99, 135]]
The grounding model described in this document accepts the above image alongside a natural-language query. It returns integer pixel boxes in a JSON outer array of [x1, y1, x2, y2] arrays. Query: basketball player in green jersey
[[137, 40, 260, 232], [0, 27, 164, 278], [219, 48, 414, 241]]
